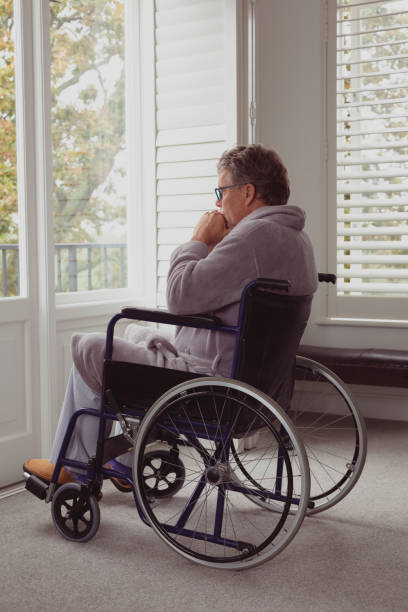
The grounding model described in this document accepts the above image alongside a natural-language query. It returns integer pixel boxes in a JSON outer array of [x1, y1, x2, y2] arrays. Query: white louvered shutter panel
[[335, 0, 408, 304], [154, 0, 237, 306]]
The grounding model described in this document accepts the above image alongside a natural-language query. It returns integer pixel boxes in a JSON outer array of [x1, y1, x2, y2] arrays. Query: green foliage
[[0, 0, 126, 295], [50, 0, 126, 243], [0, 0, 17, 243]]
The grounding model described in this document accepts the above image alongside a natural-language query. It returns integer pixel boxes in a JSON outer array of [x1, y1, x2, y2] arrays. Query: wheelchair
[[24, 275, 366, 570]]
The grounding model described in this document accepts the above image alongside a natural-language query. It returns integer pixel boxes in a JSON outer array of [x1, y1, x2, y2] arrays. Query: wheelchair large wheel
[[51, 483, 100, 542], [134, 377, 310, 570], [288, 356, 367, 514]]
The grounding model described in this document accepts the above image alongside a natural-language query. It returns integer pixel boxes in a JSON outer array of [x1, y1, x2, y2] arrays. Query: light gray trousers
[[49, 327, 219, 478], [50, 365, 133, 475]]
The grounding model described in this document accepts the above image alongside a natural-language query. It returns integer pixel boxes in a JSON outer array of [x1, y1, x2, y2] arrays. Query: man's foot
[[23, 459, 75, 485]]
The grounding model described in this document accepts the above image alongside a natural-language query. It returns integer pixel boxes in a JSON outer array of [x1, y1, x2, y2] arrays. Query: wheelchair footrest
[[25, 474, 48, 500]]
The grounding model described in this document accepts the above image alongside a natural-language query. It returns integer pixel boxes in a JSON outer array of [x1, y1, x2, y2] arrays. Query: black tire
[[51, 483, 100, 542], [289, 356, 367, 514]]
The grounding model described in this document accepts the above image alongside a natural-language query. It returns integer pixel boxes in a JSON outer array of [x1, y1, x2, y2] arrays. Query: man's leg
[[24, 331, 196, 482], [49, 365, 104, 474], [24, 365, 132, 482]]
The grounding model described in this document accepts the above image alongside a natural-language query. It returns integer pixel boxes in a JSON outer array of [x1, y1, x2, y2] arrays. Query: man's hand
[[191, 211, 230, 251]]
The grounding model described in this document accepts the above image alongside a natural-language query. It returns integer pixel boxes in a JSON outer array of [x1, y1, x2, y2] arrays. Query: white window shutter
[[335, 0, 408, 305], [152, 0, 240, 306]]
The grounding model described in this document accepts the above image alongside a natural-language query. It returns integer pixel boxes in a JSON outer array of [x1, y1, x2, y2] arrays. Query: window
[[0, 0, 241, 308], [331, 0, 408, 320], [50, 0, 127, 294], [0, 0, 19, 297], [50, 0, 240, 304], [153, 0, 240, 306]]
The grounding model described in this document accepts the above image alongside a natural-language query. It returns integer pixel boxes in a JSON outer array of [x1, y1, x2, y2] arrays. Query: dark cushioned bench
[[298, 345, 408, 388]]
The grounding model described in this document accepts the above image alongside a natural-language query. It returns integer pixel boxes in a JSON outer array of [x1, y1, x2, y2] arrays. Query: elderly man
[[24, 144, 317, 483]]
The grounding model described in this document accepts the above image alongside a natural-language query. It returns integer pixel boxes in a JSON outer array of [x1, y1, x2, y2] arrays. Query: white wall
[[255, 0, 407, 348], [255, 0, 408, 418], [54, 0, 407, 423], [49, 1, 408, 427]]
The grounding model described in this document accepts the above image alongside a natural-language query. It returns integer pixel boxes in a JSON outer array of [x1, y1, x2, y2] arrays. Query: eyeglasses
[[214, 184, 245, 201]]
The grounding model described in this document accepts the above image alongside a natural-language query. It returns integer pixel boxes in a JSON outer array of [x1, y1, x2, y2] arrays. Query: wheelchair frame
[[24, 275, 366, 569]]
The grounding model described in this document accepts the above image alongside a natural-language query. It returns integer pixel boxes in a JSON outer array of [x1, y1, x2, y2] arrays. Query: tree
[[0, 0, 17, 244], [0, 0, 126, 294], [50, 0, 126, 243]]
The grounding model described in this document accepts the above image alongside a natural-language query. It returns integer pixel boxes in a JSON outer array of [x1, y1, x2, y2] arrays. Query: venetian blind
[[154, 0, 235, 306], [336, 0, 408, 298]]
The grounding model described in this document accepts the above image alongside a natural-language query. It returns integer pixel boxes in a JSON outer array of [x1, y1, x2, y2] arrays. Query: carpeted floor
[[1, 418, 407, 612]]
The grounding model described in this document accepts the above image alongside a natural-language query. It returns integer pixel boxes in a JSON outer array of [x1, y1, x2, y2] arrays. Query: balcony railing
[[0, 243, 127, 297]]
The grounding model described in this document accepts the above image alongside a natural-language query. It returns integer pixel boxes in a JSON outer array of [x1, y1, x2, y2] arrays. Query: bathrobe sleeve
[[166, 229, 258, 316]]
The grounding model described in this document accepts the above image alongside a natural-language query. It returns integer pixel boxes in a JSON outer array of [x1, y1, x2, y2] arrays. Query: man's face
[[215, 170, 247, 229]]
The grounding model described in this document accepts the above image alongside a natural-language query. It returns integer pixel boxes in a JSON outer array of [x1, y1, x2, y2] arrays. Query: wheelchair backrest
[[232, 281, 313, 410]]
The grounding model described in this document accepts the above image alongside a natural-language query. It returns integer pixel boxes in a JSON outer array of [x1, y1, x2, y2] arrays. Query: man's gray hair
[[217, 144, 290, 206]]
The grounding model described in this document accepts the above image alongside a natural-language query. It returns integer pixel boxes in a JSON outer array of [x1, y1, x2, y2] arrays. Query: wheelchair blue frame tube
[[164, 524, 249, 552], [52, 407, 102, 484], [105, 313, 127, 360]]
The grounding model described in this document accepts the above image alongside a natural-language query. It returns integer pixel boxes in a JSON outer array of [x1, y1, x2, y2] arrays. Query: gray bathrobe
[[168, 204, 317, 376], [73, 204, 317, 392]]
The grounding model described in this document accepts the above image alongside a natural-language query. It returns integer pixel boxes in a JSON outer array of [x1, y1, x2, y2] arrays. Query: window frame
[[6, 0, 246, 318], [326, 0, 408, 325], [54, 0, 158, 316], [51, 0, 155, 311], [0, 1, 156, 317]]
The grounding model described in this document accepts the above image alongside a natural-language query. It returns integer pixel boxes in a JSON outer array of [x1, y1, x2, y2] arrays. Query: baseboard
[[349, 384, 408, 422], [0, 481, 25, 500]]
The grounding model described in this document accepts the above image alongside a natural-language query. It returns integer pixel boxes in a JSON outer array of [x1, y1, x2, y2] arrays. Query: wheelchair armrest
[[120, 307, 223, 330]]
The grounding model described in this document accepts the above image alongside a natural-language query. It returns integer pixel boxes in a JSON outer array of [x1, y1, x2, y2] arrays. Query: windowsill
[[316, 316, 408, 329], [56, 288, 133, 306], [56, 291, 154, 322]]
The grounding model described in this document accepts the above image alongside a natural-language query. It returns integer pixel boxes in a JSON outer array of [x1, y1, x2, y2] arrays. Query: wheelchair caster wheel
[[142, 450, 185, 498], [51, 483, 100, 542]]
